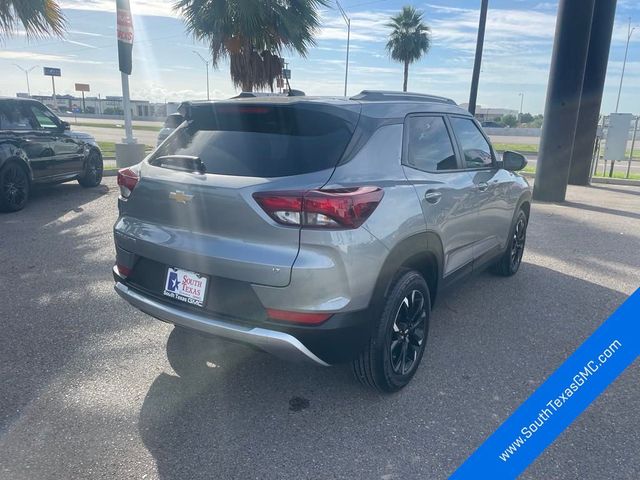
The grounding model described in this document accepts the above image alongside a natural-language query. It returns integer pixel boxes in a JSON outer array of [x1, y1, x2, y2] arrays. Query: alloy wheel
[[2, 165, 28, 209], [510, 216, 527, 271], [389, 289, 427, 375]]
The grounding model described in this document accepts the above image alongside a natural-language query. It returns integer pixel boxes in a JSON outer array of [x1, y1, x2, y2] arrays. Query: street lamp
[[615, 18, 637, 113], [336, 1, 351, 97], [193, 50, 211, 100], [518, 92, 524, 122], [14, 64, 39, 97]]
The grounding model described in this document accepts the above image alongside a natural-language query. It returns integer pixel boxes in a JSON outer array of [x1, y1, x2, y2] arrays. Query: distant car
[[0, 98, 103, 212], [157, 113, 184, 146], [481, 121, 503, 128]]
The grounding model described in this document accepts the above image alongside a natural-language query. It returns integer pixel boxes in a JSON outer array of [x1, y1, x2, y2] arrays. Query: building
[[27, 94, 168, 118], [459, 104, 519, 122]]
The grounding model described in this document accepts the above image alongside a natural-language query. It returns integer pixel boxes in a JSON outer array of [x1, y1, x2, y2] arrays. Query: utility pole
[[14, 65, 39, 97], [468, 0, 488, 116], [336, 1, 351, 97], [615, 18, 636, 113], [193, 51, 211, 100]]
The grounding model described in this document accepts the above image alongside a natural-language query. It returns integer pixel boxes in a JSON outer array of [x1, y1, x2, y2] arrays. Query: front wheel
[[78, 149, 103, 188], [493, 209, 528, 277], [0, 162, 30, 212], [352, 270, 431, 393]]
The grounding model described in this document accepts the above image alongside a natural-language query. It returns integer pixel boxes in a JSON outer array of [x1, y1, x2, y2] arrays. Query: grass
[[494, 143, 539, 153], [521, 164, 640, 180], [98, 141, 153, 158]]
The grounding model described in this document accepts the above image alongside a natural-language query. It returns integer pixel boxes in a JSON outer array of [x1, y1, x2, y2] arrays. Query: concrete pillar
[[568, 0, 617, 185], [533, 0, 596, 202]]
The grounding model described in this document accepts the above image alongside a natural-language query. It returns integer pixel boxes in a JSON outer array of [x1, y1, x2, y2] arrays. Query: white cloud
[[0, 50, 105, 64], [60, 0, 174, 17]]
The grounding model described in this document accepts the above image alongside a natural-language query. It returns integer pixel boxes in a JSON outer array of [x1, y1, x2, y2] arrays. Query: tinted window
[[0, 102, 35, 130], [29, 104, 59, 130], [450, 117, 493, 168], [151, 104, 357, 177], [406, 116, 457, 171], [164, 114, 183, 128]]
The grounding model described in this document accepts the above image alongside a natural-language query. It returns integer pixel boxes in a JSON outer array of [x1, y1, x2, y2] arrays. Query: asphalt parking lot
[[1, 178, 638, 479]]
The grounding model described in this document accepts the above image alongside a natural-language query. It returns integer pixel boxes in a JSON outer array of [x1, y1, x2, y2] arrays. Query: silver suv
[[113, 91, 531, 392]]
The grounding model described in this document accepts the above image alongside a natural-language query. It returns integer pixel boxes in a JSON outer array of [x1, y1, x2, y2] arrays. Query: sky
[[0, 0, 639, 114]]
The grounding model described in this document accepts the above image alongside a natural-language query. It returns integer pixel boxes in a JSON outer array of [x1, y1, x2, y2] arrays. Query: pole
[[51, 76, 57, 110], [121, 72, 135, 144], [615, 19, 635, 113], [627, 116, 639, 179], [206, 61, 210, 100], [336, 1, 350, 97], [568, 0, 617, 185], [25, 72, 31, 96], [518, 93, 524, 122], [345, 19, 350, 97], [468, 0, 488, 116], [533, 0, 595, 202], [81, 91, 86, 112]]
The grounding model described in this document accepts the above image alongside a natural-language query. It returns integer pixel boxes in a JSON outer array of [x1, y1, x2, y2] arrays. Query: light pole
[[14, 64, 39, 97], [193, 50, 211, 100], [615, 18, 636, 113], [468, 0, 489, 115], [336, 1, 351, 97], [518, 92, 524, 122]]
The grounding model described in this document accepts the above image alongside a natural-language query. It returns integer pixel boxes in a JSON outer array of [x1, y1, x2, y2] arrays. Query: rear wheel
[[493, 209, 528, 276], [352, 270, 430, 393], [0, 162, 30, 212], [78, 149, 103, 187]]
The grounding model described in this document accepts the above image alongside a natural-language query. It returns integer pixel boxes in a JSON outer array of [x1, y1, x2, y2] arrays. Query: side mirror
[[60, 120, 71, 131], [502, 151, 527, 171]]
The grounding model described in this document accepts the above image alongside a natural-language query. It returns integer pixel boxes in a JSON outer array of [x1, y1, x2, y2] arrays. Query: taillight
[[266, 308, 332, 325], [253, 187, 383, 229], [117, 166, 140, 199]]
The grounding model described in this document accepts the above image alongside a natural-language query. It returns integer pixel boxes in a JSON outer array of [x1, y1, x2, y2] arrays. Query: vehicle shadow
[[138, 263, 632, 480]]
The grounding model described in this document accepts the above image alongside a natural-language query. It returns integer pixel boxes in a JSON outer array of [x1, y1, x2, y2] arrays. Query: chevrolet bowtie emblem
[[169, 191, 193, 204]]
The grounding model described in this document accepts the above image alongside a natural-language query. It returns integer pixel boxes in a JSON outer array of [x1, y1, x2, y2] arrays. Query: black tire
[[492, 209, 528, 277], [0, 161, 30, 212], [352, 270, 431, 393], [78, 149, 103, 188]]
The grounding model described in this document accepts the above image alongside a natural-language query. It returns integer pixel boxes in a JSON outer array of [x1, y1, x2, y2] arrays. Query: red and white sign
[[116, 0, 134, 45]]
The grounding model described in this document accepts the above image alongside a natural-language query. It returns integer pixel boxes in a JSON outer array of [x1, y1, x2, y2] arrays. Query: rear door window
[[405, 116, 458, 171], [0, 102, 35, 130], [151, 104, 358, 177]]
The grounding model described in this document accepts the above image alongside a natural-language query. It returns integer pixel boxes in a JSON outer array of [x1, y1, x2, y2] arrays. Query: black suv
[[0, 98, 103, 212]]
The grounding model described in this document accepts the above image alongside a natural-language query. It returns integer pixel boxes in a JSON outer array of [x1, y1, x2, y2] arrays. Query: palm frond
[[0, 0, 66, 40]]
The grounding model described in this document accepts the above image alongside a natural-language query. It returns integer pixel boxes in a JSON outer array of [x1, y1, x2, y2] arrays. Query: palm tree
[[0, 0, 65, 40], [174, 0, 328, 92], [386, 6, 431, 92]]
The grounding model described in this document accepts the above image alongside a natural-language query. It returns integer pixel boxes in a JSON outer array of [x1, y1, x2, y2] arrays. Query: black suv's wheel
[[353, 270, 431, 393], [493, 209, 528, 277], [0, 161, 30, 212], [78, 149, 103, 188]]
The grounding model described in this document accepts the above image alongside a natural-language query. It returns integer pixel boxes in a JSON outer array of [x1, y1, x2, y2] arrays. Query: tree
[[502, 114, 518, 127], [386, 6, 431, 92], [0, 0, 65, 40], [520, 112, 534, 124], [174, 0, 328, 92]]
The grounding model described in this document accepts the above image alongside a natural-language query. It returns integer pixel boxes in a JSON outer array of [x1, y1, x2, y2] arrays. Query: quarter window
[[0, 103, 34, 130], [406, 116, 458, 171], [450, 117, 494, 168]]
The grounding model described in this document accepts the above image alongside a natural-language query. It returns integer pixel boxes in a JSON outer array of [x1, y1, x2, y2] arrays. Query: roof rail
[[350, 90, 456, 105]]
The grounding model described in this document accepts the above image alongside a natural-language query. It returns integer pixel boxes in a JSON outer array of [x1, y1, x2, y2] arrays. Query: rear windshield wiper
[[152, 155, 206, 174]]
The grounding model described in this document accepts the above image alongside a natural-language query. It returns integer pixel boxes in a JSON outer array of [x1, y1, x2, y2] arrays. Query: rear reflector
[[116, 263, 132, 277], [267, 309, 332, 325], [253, 187, 383, 229], [117, 166, 140, 199]]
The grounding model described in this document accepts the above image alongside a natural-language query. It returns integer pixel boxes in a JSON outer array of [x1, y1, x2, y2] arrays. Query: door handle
[[477, 182, 489, 192], [424, 190, 442, 204]]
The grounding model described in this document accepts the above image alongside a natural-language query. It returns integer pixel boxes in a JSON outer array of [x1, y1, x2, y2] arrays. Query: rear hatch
[[116, 100, 360, 291]]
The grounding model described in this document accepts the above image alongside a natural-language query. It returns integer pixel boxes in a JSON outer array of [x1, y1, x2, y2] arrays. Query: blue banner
[[451, 288, 640, 479]]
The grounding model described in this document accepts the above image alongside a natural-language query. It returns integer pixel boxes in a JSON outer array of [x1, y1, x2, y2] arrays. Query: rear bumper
[[114, 281, 331, 366]]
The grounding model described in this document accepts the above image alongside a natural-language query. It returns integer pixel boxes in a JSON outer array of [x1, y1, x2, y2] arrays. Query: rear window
[[150, 103, 358, 177]]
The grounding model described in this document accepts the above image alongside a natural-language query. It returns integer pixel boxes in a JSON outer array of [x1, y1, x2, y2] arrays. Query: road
[[1, 179, 638, 479]]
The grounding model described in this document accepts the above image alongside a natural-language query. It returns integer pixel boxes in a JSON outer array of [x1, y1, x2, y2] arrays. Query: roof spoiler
[[350, 90, 456, 105]]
